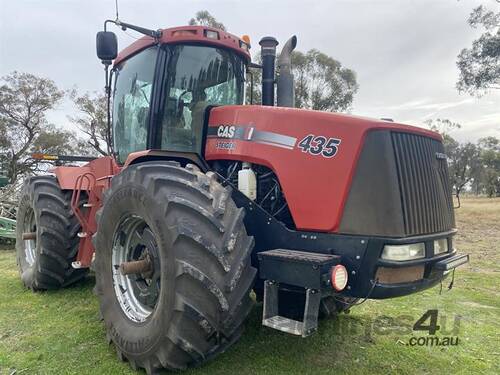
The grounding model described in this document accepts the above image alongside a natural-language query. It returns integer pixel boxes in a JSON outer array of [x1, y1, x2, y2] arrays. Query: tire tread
[[94, 161, 256, 372]]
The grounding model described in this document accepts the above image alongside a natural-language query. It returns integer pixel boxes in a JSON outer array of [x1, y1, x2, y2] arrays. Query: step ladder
[[258, 249, 341, 337]]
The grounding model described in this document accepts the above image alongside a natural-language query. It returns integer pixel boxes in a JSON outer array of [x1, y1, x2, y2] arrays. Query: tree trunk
[[455, 189, 461, 209]]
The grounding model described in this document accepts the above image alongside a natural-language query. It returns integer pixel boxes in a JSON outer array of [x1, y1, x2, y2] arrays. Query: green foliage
[[246, 50, 359, 112], [456, 5, 500, 95], [468, 5, 500, 30], [188, 10, 358, 111], [425, 118, 462, 158], [69, 90, 110, 156], [424, 118, 461, 137], [426, 119, 500, 200], [0, 72, 64, 183], [293, 49, 358, 112], [189, 10, 226, 31], [478, 136, 500, 197], [31, 124, 92, 157], [0, 72, 94, 184], [246, 52, 262, 105], [448, 142, 483, 204]]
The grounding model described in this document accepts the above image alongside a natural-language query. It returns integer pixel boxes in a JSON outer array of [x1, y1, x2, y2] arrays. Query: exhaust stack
[[259, 36, 279, 106], [277, 35, 297, 108]]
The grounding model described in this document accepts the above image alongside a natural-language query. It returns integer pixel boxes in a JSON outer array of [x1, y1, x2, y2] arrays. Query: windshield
[[160, 45, 245, 152]]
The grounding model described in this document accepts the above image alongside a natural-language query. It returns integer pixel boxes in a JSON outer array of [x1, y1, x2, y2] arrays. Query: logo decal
[[217, 125, 236, 138], [435, 152, 447, 160], [298, 134, 341, 158], [208, 125, 297, 150], [215, 141, 235, 150]]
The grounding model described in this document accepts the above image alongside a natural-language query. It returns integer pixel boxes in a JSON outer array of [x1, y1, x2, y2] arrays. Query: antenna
[[115, 0, 120, 22], [104, 0, 161, 40]]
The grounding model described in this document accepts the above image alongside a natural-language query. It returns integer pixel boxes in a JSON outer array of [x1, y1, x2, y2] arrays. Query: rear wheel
[[93, 161, 256, 373], [15, 175, 87, 290]]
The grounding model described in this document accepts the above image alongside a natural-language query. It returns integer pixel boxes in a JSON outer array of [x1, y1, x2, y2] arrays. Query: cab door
[[112, 47, 158, 164]]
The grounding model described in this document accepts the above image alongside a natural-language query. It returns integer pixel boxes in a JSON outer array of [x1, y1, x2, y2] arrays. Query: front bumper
[[347, 230, 469, 299]]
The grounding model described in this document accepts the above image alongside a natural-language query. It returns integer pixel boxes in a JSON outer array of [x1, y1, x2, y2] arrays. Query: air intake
[[391, 132, 455, 236]]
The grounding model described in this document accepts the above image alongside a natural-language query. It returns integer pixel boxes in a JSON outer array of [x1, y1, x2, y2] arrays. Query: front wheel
[[93, 161, 256, 373]]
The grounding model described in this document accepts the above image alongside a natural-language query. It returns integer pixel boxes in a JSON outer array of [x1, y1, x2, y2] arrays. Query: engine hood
[[205, 105, 442, 232]]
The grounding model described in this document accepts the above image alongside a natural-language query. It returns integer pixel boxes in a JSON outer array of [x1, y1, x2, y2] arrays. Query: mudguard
[[52, 156, 119, 190]]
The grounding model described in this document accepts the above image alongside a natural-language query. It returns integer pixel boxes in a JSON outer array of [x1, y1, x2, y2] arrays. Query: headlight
[[450, 237, 455, 251], [381, 243, 425, 261], [434, 239, 448, 255], [204, 30, 219, 40]]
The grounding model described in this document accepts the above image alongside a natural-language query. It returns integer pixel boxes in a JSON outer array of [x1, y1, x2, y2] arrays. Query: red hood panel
[[205, 105, 441, 232]]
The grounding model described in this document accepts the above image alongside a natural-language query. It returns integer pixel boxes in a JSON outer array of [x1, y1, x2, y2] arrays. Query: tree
[[424, 118, 462, 156], [188, 10, 358, 111], [478, 136, 500, 197], [456, 5, 500, 95], [69, 90, 110, 156], [448, 142, 482, 207], [425, 120, 500, 201], [246, 52, 262, 105], [189, 10, 226, 30], [425, 118, 461, 137], [292, 49, 358, 112], [425, 119, 479, 206], [0, 72, 63, 183], [31, 124, 91, 157], [247, 50, 359, 112], [0, 72, 89, 184]]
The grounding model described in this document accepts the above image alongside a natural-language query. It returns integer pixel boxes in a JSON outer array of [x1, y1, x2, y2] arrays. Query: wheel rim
[[112, 215, 161, 323], [23, 207, 36, 266]]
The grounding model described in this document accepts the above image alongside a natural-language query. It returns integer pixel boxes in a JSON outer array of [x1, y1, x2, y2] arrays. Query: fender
[[53, 151, 207, 191], [52, 156, 119, 190], [123, 150, 209, 171]]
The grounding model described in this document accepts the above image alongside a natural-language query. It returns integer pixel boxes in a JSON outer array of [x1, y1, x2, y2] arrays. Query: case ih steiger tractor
[[16, 18, 469, 373]]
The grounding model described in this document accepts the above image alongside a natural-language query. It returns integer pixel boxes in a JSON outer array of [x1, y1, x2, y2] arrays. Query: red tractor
[[16, 19, 469, 373]]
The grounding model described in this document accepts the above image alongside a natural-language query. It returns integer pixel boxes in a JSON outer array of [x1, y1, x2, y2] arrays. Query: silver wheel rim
[[111, 215, 161, 323], [23, 208, 36, 266]]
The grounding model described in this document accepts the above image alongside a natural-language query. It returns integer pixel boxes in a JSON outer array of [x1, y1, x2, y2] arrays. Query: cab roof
[[114, 25, 251, 66]]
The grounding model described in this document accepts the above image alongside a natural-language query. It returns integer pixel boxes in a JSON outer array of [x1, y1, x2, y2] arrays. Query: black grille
[[391, 132, 455, 236]]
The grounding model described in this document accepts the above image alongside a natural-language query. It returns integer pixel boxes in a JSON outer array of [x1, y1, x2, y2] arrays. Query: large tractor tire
[[93, 161, 256, 373], [15, 175, 88, 290]]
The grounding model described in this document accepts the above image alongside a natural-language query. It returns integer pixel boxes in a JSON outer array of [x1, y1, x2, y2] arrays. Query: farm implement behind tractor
[[15, 17, 469, 373], [0, 165, 18, 240]]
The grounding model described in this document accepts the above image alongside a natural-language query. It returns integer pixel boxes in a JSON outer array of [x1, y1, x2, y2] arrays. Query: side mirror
[[96, 31, 118, 62]]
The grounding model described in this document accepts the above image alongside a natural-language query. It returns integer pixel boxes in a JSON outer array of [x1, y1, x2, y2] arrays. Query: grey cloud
[[0, 0, 498, 142]]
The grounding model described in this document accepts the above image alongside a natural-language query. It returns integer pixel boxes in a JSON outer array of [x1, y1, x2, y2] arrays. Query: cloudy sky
[[1, 0, 499, 142]]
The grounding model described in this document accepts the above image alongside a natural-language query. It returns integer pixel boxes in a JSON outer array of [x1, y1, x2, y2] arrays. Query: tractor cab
[[97, 24, 251, 164]]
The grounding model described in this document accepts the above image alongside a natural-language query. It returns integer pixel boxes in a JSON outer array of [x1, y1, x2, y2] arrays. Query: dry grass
[[455, 197, 500, 272]]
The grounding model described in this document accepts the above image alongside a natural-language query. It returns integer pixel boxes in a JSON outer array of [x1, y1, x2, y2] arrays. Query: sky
[[0, 0, 499, 142]]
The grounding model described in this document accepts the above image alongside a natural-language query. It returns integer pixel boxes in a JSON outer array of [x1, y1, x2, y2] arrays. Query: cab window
[[160, 45, 245, 153], [112, 47, 157, 163]]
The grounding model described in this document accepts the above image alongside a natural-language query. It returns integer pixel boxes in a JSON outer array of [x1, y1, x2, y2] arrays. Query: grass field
[[0, 198, 499, 374]]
